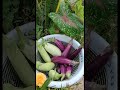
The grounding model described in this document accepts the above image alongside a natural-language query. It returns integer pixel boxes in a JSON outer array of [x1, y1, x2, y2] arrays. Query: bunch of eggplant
[[36, 38, 82, 81]]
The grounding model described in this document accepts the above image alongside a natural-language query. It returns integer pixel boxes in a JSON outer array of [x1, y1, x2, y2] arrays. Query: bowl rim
[[36, 34, 84, 88]]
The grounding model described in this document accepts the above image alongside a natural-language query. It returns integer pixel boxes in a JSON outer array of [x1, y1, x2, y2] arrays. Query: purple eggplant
[[68, 46, 82, 60], [60, 65, 66, 80], [52, 56, 79, 65], [61, 39, 73, 57], [66, 65, 73, 78], [54, 39, 65, 52], [57, 66, 61, 73]]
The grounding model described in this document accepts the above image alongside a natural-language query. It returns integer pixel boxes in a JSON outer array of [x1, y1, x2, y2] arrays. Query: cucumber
[[37, 42, 51, 62], [3, 35, 35, 86], [37, 62, 55, 71], [44, 43, 61, 56]]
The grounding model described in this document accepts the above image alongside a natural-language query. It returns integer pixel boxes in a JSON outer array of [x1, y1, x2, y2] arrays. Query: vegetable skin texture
[[49, 70, 62, 80], [60, 65, 66, 80], [52, 56, 79, 65], [66, 65, 72, 78], [37, 62, 55, 71], [3, 35, 35, 86], [85, 46, 113, 81], [44, 43, 62, 56], [36, 72, 47, 87], [68, 47, 82, 59], [61, 39, 73, 57], [54, 39, 65, 52], [36, 61, 43, 69], [37, 42, 51, 62]]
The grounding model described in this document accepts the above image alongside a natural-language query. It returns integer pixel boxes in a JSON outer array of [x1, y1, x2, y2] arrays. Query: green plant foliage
[[2, 0, 35, 34], [85, 0, 117, 45], [2, 0, 19, 33]]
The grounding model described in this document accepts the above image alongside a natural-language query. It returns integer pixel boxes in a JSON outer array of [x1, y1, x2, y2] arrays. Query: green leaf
[[48, 25, 56, 34], [40, 77, 52, 90], [48, 12, 81, 37], [74, 0, 84, 23]]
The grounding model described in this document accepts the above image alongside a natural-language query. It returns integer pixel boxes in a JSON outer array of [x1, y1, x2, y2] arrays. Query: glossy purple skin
[[57, 67, 61, 73], [61, 44, 72, 57], [61, 39, 73, 57], [66, 65, 72, 72], [52, 56, 79, 65], [54, 39, 65, 52], [66, 65, 73, 78], [60, 64, 66, 80], [68, 47, 82, 60], [60, 64, 66, 74]]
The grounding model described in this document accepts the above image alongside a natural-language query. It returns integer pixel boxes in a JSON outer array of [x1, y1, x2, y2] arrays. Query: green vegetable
[[3, 35, 35, 86], [37, 42, 51, 62], [36, 62, 55, 71], [36, 61, 43, 69], [16, 27, 35, 64], [49, 70, 62, 80], [3, 84, 35, 90], [44, 43, 62, 56]]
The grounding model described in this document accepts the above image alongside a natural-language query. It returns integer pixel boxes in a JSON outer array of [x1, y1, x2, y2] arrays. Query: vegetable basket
[[86, 31, 118, 90], [2, 22, 35, 87], [36, 34, 84, 88]]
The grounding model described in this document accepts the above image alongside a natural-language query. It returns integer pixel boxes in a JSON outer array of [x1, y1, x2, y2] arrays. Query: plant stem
[[56, 0, 62, 13]]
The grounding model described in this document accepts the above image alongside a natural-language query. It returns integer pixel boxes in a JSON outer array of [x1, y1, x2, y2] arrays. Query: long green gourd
[[37, 62, 55, 71], [3, 35, 35, 86], [3, 84, 35, 90], [37, 42, 51, 62], [16, 27, 35, 64]]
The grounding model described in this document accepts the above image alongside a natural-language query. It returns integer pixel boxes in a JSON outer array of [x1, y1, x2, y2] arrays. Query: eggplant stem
[[72, 61, 79, 66], [61, 74, 65, 81], [68, 38, 73, 45]]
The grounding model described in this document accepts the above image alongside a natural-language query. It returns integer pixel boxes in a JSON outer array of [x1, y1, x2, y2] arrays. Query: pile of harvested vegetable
[[36, 0, 84, 89], [36, 39, 82, 81], [36, 38, 82, 88]]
